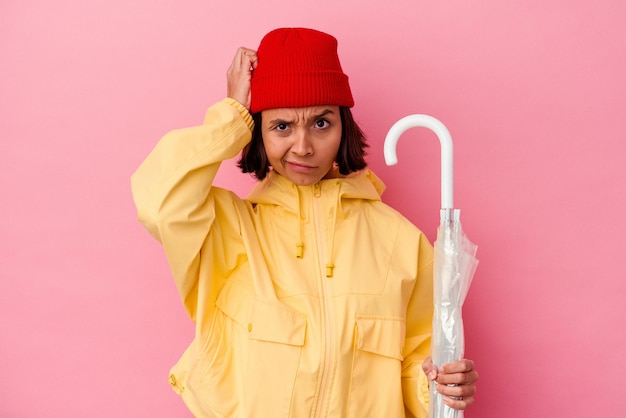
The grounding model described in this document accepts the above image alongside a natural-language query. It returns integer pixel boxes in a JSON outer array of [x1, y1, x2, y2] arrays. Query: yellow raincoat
[[131, 99, 434, 418]]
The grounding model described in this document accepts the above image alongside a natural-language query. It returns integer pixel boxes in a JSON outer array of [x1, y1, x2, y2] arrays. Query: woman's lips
[[286, 162, 316, 172]]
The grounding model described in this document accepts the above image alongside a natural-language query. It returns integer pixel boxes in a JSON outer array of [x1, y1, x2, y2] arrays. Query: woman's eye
[[315, 119, 330, 129]]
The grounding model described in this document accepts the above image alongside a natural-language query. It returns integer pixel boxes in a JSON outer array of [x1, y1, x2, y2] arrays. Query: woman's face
[[261, 106, 342, 186]]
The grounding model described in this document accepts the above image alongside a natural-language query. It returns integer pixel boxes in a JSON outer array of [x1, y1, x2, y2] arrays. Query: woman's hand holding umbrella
[[422, 357, 478, 410]]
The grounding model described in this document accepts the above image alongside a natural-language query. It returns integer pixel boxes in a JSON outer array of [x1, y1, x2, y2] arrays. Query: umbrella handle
[[383, 114, 454, 209]]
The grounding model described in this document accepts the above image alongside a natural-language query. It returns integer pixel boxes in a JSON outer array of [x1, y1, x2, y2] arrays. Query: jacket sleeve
[[402, 232, 434, 418], [130, 98, 254, 320]]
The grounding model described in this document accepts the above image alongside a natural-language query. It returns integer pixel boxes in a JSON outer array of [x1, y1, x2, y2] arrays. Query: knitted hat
[[250, 28, 354, 113]]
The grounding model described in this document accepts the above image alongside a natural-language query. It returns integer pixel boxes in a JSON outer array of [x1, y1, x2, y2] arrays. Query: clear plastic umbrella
[[384, 115, 478, 418]]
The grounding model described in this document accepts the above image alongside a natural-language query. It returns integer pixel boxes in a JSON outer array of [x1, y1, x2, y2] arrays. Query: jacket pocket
[[243, 300, 306, 417], [355, 315, 406, 360], [247, 300, 307, 345], [348, 315, 406, 418]]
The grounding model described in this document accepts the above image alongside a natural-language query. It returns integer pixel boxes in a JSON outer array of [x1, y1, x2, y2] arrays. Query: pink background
[[2, 0, 625, 417]]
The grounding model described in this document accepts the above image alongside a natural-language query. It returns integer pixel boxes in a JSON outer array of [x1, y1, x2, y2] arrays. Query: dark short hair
[[237, 107, 368, 180]]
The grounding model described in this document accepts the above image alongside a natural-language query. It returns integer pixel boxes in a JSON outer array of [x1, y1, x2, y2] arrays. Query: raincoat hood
[[247, 168, 385, 276], [247, 168, 385, 210]]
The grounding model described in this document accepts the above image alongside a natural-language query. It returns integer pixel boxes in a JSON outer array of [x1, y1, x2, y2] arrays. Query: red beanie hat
[[250, 28, 354, 113]]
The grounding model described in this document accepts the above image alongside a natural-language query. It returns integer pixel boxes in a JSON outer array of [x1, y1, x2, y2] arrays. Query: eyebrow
[[268, 108, 336, 126], [312, 109, 335, 119]]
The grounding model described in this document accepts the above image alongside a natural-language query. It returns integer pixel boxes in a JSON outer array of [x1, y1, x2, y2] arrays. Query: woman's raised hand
[[227, 47, 258, 111]]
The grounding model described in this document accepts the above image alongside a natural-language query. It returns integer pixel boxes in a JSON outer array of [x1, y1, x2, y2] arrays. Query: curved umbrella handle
[[384, 114, 454, 209]]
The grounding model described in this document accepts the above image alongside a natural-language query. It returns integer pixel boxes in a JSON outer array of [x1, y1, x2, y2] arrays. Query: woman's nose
[[291, 130, 313, 155]]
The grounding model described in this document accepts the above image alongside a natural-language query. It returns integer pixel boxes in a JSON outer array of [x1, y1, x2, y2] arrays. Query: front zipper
[[312, 182, 335, 418]]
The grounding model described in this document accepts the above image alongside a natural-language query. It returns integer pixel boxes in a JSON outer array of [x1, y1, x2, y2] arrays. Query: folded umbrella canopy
[[385, 115, 478, 418]]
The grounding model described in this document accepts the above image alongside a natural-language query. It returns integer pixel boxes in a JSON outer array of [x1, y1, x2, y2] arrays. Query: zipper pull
[[314, 182, 322, 198], [325, 263, 334, 278]]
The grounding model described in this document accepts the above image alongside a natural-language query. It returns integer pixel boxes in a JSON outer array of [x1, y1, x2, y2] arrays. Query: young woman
[[132, 27, 477, 418]]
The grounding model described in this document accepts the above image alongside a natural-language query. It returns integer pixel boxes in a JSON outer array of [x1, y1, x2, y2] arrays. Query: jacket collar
[[246, 168, 385, 212]]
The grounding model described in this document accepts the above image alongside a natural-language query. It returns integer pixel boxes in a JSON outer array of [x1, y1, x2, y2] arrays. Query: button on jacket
[[131, 99, 434, 418]]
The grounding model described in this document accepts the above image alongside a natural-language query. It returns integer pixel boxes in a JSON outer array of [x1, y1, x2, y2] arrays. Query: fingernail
[[428, 371, 436, 380]]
